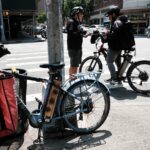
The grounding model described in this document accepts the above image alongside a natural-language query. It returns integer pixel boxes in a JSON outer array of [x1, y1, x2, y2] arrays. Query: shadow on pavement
[[0, 134, 24, 149], [109, 86, 150, 100], [40, 129, 112, 149], [109, 87, 137, 100]]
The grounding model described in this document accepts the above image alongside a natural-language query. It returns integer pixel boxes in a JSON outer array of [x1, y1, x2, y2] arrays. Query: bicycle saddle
[[40, 63, 65, 70]]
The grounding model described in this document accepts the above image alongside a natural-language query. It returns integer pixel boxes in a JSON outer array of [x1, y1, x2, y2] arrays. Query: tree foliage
[[37, 12, 46, 23], [63, 0, 93, 23]]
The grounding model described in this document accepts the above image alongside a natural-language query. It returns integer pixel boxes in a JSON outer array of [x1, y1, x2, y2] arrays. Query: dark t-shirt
[[66, 19, 83, 50]]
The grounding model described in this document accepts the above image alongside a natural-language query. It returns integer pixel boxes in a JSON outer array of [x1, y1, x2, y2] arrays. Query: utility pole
[[45, 0, 64, 64], [0, 0, 6, 43]]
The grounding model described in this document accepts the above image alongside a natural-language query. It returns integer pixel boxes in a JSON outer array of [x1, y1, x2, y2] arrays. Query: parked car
[[35, 24, 47, 35], [88, 24, 108, 35]]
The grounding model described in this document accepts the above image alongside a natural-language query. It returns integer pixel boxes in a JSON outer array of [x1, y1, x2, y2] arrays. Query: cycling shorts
[[68, 49, 82, 67]]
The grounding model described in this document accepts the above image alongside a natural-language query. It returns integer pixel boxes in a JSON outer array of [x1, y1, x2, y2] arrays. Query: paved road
[[0, 35, 150, 150], [2, 35, 150, 97]]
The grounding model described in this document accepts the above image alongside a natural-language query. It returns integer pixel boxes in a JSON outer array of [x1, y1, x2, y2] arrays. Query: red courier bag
[[0, 74, 18, 138]]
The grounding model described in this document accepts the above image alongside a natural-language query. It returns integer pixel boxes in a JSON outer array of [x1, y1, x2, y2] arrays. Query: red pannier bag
[[0, 74, 18, 138]]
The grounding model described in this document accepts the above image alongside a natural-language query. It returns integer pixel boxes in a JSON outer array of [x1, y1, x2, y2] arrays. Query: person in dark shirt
[[66, 6, 88, 79], [104, 5, 135, 85]]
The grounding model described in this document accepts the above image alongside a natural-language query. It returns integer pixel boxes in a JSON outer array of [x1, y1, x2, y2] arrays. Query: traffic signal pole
[[45, 0, 64, 65]]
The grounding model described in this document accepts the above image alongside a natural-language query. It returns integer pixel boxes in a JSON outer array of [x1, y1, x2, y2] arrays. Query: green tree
[[63, 0, 93, 23], [37, 12, 46, 23]]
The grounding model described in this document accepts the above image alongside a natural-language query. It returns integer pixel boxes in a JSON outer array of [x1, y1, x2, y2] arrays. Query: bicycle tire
[[79, 56, 103, 73], [127, 60, 150, 94], [62, 79, 110, 134]]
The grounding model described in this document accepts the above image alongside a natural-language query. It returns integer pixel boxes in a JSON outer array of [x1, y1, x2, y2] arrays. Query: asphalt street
[[0, 35, 150, 150]]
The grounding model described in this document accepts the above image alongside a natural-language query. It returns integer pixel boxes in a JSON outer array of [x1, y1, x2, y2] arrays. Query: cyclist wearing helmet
[[66, 6, 88, 79], [104, 5, 135, 85]]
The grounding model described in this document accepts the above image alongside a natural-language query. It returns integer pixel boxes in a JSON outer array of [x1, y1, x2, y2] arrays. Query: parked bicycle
[[79, 34, 150, 95], [2, 62, 110, 144]]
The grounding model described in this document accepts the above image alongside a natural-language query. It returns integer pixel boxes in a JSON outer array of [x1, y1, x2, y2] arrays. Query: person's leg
[[69, 67, 78, 78], [115, 51, 122, 71], [106, 49, 121, 80], [68, 49, 82, 79]]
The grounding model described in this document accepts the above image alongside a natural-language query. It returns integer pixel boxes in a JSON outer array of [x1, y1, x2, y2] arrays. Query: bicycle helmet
[[71, 6, 84, 17], [106, 5, 120, 16]]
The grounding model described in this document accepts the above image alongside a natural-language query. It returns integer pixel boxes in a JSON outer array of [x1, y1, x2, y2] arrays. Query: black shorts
[[68, 49, 82, 67]]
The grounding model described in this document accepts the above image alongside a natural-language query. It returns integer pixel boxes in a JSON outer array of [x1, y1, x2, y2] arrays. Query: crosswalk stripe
[[7, 61, 48, 67], [8, 56, 48, 61], [10, 52, 47, 56]]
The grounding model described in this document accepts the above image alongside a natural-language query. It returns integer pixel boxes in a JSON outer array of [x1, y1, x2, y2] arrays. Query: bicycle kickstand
[[28, 128, 44, 150]]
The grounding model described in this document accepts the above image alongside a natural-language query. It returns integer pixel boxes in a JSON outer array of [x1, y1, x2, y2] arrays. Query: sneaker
[[105, 78, 123, 86]]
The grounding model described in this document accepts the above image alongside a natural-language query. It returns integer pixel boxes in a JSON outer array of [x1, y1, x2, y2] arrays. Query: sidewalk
[[1, 34, 45, 44], [0, 86, 150, 150]]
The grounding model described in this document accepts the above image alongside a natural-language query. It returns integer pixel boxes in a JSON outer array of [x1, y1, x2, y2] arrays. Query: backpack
[[108, 15, 135, 51], [0, 72, 28, 139], [0, 74, 18, 138], [119, 16, 135, 50]]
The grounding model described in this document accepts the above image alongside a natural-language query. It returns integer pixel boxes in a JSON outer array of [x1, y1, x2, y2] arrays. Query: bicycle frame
[[95, 37, 136, 81], [2, 68, 106, 128]]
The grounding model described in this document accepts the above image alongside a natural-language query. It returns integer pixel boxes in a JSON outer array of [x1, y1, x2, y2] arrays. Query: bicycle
[[79, 34, 150, 95], [2, 62, 110, 144]]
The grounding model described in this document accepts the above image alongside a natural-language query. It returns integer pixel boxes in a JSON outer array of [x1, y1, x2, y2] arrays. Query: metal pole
[[46, 0, 64, 64], [45, 0, 65, 81], [0, 0, 6, 43]]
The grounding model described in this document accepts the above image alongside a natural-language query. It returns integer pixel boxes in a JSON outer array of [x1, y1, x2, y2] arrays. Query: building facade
[[1, 0, 37, 40], [122, 0, 150, 34], [90, 0, 150, 34], [90, 0, 123, 25], [37, 0, 46, 13]]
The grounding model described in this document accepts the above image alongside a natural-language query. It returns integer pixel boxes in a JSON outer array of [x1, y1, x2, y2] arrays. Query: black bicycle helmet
[[106, 5, 120, 16], [71, 6, 84, 17]]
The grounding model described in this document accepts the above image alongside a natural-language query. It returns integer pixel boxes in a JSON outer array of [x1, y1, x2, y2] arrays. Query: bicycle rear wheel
[[62, 79, 110, 134], [79, 56, 102, 73], [127, 60, 150, 94]]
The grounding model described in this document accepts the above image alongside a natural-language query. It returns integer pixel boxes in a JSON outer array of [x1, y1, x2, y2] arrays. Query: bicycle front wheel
[[127, 60, 150, 94], [79, 56, 102, 73], [62, 79, 110, 134]]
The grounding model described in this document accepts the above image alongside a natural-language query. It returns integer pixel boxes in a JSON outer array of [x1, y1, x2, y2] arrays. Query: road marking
[[6, 61, 48, 67], [10, 52, 47, 56], [8, 56, 47, 61], [26, 81, 130, 102]]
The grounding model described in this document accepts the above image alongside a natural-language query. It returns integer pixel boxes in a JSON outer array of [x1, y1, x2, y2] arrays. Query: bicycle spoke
[[62, 79, 110, 134], [127, 61, 150, 94]]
